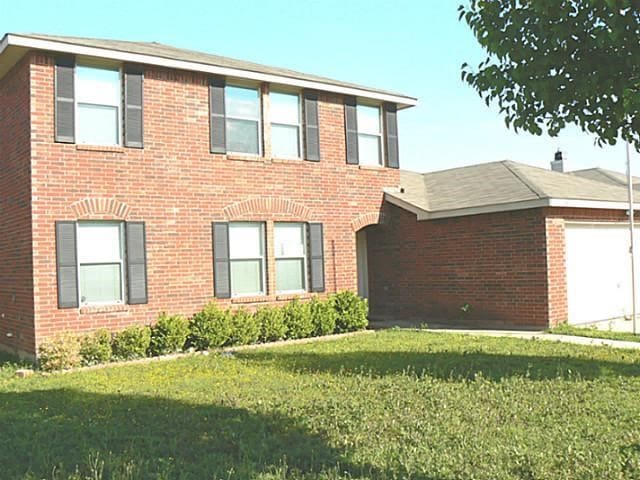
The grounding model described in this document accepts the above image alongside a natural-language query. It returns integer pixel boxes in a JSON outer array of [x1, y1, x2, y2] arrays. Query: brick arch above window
[[70, 198, 132, 220], [223, 197, 312, 221], [351, 211, 386, 232]]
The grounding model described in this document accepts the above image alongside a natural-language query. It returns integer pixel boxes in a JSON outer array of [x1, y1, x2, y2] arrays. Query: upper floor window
[[229, 222, 266, 297], [275, 222, 307, 293], [76, 66, 121, 146], [77, 221, 125, 305], [225, 85, 261, 155], [270, 92, 301, 158], [356, 104, 382, 166]]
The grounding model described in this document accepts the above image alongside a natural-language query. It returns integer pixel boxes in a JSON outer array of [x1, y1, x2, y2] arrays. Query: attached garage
[[368, 160, 640, 329], [565, 223, 637, 325]]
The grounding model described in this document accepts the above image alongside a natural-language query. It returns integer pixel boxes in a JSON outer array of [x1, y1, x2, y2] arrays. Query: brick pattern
[[0, 56, 34, 357], [18, 53, 399, 354], [367, 203, 550, 328], [368, 204, 640, 328]]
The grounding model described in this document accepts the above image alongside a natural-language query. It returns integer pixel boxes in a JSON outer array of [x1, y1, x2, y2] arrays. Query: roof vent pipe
[[551, 150, 564, 172]]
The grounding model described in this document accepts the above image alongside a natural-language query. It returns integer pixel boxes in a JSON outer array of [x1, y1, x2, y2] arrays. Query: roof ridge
[[500, 161, 545, 199], [596, 168, 627, 185]]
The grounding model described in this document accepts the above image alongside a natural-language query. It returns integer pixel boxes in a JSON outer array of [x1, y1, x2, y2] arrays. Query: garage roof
[[570, 167, 640, 190], [385, 160, 640, 220], [0, 33, 417, 108]]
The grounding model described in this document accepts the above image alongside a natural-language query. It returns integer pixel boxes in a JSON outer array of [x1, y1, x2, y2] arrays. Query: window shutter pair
[[208, 77, 321, 161], [344, 97, 400, 168], [211, 222, 325, 298], [55, 221, 148, 308], [54, 57, 144, 148]]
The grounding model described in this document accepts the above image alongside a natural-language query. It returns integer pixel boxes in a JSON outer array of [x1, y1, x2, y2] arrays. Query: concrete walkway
[[425, 328, 640, 350]]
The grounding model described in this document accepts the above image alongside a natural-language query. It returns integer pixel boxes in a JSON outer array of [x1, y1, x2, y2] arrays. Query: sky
[[1, 0, 636, 174]]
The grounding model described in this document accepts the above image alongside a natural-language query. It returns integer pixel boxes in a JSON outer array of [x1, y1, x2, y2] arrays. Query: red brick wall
[[27, 53, 399, 352], [367, 203, 550, 328], [0, 57, 35, 357]]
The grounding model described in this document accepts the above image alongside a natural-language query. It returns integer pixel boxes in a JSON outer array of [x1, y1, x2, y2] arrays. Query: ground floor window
[[275, 222, 307, 293], [77, 221, 125, 305], [229, 222, 266, 297]]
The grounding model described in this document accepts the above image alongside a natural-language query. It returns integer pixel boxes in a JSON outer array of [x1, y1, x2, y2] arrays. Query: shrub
[[256, 306, 287, 343], [38, 334, 81, 371], [149, 313, 189, 356], [79, 329, 112, 366], [111, 325, 151, 360], [228, 308, 260, 346], [309, 296, 338, 336], [282, 299, 313, 339], [188, 303, 232, 350], [332, 291, 369, 333]]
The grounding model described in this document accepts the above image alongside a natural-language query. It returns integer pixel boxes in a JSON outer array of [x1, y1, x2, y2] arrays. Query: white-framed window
[[77, 221, 125, 305], [357, 104, 383, 166], [76, 65, 121, 146], [275, 222, 307, 293], [270, 91, 301, 158], [229, 222, 266, 297], [226, 85, 261, 155]]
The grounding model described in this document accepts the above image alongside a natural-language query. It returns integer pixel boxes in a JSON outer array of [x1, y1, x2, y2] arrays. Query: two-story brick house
[[0, 33, 417, 359]]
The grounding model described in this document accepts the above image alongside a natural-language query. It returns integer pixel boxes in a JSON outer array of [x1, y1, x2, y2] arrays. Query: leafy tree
[[459, 0, 640, 149]]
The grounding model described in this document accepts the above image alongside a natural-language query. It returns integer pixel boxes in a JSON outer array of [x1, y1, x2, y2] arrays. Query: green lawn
[[2, 330, 640, 480], [549, 322, 640, 343]]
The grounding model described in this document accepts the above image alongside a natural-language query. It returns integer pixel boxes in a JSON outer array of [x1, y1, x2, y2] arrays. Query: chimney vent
[[551, 150, 564, 172]]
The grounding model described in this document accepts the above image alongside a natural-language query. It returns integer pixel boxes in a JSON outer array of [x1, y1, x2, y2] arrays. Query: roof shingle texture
[[392, 161, 633, 214], [19, 33, 410, 99]]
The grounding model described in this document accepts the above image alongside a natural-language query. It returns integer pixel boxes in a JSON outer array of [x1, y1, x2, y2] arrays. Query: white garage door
[[565, 223, 639, 325]]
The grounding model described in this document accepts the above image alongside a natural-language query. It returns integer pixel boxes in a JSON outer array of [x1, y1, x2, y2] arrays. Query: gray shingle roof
[[388, 160, 635, 218], [570, 167, 640, 189], [9, 33, 414, 102]]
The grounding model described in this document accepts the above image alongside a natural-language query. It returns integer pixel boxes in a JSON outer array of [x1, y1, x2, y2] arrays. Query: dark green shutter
[[212, 222, 231, 298], [124, 65, 144, 148], [126, 222, 148, 304], [303, 90, 320, 161], [384, 103, 399, 168], [344, 96, 358, 164], [308, 223, 325, 292], [55, 57, 75, 143], [55, 221, 78, 308], [210, 77, 226, 154]]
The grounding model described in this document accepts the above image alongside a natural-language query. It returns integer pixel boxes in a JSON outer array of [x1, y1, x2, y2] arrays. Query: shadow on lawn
[[0, 388, 441, 480], [239, 349, 640, 381]]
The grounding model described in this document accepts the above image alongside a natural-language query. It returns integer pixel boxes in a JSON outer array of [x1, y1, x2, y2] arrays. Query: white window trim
[[225, 84, 263, 157], [74, 64, 123, 147], [275, 222, 308, 294], [357, 103, 385, 167], [76, 221, 126, 306], [229, 222, 267, 297], [270, 90, 302, 159]]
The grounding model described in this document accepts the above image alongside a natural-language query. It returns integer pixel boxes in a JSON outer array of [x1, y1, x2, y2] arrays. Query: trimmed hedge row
[[38, 291, 368, 371]]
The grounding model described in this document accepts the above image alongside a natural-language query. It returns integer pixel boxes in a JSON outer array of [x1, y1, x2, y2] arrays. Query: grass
[[1, 330, 640, 479], [549, 322, 640, 343]]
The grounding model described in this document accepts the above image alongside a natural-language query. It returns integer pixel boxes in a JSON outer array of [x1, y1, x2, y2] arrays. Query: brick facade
[[0, 52, 399, 358], [367, 203, 637, 329], [0, 56, 34, 355], [367, 203, 550, 328]]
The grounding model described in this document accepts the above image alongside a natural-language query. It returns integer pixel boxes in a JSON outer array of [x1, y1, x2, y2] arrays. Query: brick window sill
[[231, 295, 270, 304], [230, 293, 314, 304], [226, 154, 266, 163], [275, 293, 314, 302], [271, 157, 304, 164], [358, 165, 385, 171], [76, 144, 125, 153], [80, 304, 129, 314]]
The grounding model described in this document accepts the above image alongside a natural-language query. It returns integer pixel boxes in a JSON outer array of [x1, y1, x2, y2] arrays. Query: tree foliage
[[459, 0, 640, 149]]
